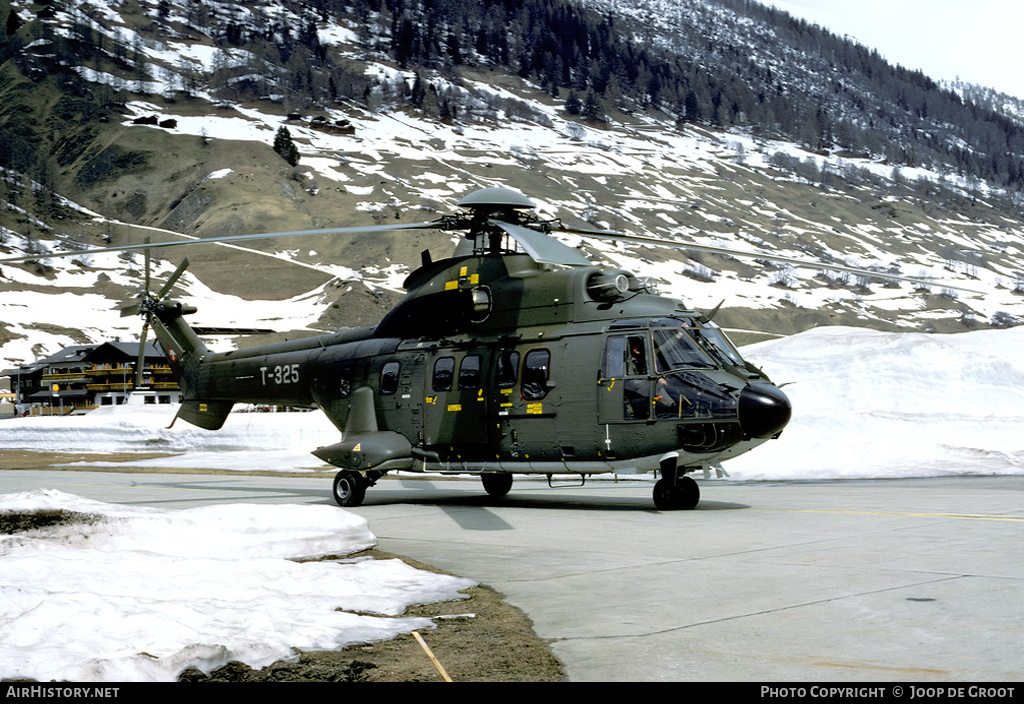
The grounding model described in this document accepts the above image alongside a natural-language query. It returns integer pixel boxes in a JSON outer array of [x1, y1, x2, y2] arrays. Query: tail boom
[[149, 300, 320, 430]]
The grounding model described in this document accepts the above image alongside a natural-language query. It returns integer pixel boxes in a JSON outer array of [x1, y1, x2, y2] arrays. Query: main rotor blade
[[490, 220, 592, 267], [554, 223, 629, 238], [578, 230, 986, 295], [0, 221, 446, 264]]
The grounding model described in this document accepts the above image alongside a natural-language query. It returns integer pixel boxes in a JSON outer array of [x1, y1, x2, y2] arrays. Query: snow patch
[[0, 489, 474, 682]]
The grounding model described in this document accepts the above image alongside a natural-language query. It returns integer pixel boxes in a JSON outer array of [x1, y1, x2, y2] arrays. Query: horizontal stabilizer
[[173, 400, 234, 431]]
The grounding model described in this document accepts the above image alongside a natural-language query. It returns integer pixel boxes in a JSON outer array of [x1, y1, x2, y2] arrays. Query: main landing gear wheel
[[333, 470, 367, 507], [653, 475, 700, 510], [481, 473, 513, 497]]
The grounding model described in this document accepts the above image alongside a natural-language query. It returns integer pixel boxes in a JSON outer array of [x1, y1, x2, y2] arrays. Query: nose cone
[[738, 383, 792, 439]]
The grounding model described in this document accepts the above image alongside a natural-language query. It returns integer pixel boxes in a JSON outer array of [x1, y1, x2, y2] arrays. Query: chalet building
[[1, 342, 182, 416]]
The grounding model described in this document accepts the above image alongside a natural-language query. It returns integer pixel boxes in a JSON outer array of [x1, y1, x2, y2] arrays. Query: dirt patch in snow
[[178, 551, 565, 683]]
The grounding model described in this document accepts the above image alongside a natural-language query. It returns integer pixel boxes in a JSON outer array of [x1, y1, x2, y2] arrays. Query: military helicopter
[[8, 185, 961, 510]]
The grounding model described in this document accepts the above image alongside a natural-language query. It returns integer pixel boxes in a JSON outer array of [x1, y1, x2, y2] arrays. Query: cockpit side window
[[602, 336, 650, 420], [626, 335, 647, 376], [603, 335, 648, 377], [603, 336, 625, 378]]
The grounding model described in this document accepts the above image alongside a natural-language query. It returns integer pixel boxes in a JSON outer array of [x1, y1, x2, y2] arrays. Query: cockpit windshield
[[653, 327, 714, 371], [653, 320, 744, 372], [692, 322, 744, 367]]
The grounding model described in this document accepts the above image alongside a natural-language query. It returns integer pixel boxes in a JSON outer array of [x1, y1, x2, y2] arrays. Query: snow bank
[[727, 325, 1024, 479], [0, 406, 339, 471], [0, 490, 475, 682]]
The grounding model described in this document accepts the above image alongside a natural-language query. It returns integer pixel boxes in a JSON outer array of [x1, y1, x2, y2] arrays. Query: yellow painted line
[[755, 508, 1024, 523], [413, 631, 452, 682]]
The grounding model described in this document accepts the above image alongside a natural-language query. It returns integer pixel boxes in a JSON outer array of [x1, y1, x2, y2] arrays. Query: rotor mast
[[452, 187, 540, 257]]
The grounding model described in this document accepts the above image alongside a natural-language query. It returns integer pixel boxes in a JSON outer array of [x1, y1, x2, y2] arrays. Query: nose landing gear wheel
[[653, 475, 700, 510], [333, 470, 367, 507]]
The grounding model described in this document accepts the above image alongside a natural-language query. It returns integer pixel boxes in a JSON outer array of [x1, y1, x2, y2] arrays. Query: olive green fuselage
[[152, 253, 788, 476]]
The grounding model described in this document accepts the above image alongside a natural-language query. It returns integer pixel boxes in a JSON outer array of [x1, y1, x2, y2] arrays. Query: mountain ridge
[[2, 0, 1023, 369]]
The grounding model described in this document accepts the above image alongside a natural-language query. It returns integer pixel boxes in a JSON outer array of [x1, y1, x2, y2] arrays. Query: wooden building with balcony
[[2, 341, 182, 415]]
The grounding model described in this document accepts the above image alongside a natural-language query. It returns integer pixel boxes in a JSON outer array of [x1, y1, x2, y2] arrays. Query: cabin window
[[459, 355, 482, 390], [496, 350, 520, 388], [432, 357, 455, 392], [521, 349, 551, 401], [380, 362, 400, 395]]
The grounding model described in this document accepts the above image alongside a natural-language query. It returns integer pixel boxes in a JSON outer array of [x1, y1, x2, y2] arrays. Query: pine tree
[[564, 90, 582, 116], [410, 72, 426, 109], [682, 90, 701, 123], [582, 90, 603, 122], [273, 126, 300, 166]]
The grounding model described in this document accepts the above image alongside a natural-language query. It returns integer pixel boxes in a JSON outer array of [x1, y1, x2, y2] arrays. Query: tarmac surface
[[1, 468, 1021, 682]]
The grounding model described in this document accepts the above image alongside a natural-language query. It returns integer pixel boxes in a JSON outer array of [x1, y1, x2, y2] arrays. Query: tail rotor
[[120, 240, 189, 390]]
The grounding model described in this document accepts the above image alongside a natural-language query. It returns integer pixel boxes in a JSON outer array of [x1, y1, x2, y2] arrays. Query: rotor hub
[[456, 187, 536, 210]]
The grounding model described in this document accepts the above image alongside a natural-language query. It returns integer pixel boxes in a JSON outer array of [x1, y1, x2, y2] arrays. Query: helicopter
[[7, 185, 967, 510]]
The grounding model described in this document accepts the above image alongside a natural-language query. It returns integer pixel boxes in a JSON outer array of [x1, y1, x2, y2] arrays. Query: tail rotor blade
[[143, 239, 151, 294], [156, 258, 189, 300], [135, 320, 150, 389]]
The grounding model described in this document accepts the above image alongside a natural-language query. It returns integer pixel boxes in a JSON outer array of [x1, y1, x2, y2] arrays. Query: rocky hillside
[[2, 0, 1023, 368]]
